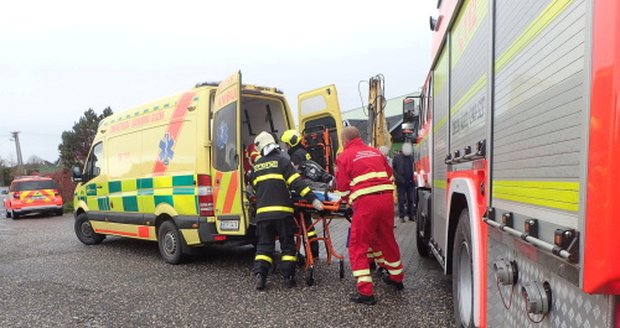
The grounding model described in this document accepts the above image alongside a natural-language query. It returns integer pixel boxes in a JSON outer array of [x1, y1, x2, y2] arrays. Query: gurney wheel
[[339, 260, 345, 279], [297, 254, 306, 268], [305, 268, 315, 286]]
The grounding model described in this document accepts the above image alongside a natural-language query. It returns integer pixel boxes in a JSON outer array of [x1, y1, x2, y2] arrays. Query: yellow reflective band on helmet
[[281, 255, 297, 262], [357, 276, 373, 283], [352, 269, 371, 277], [286, 173, 301, 185], [388, 268, 404, 275], [255, 254, 273, 264], [350, 171, 389, 186], [300, 186, 311, 197], [384, 259, 402, 268], [253, 173, 284, 185], [307, 230, 317, 237], [349, 184, 395, 202], [256, 206, 294, 214]]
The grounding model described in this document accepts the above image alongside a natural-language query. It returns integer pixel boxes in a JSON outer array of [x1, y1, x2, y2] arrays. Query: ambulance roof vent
[[194, 81, 220, 88]]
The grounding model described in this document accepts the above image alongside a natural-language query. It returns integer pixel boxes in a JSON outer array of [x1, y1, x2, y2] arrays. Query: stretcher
[[293, 198, 352, 286]]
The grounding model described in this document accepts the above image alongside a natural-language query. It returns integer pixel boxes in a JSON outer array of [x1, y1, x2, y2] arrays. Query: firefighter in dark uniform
[[280, 129, 320, 260], [281, 129, 312, 165], [250, 131, 324, 290]]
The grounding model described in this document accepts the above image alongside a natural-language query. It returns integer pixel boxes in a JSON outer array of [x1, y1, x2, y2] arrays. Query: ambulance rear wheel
[[5, 209, 11, 218], [11, 210, 19, 220], [452, 209, 474, 328], [158, 220, 185, 264], [74, 213, 105, 245]]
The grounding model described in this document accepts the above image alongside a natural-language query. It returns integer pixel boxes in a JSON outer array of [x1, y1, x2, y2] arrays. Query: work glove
[[312, 199, 324, 211]]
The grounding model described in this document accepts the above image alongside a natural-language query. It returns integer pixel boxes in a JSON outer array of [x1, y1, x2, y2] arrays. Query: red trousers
[[349, 192, 404, 296]]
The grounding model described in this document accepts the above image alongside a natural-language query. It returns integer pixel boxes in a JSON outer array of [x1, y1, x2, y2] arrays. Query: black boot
[[381, 272, 404, 291], [284, 275, 296, 288], [399, 217, 405, 223], [349, 293, 376, 305], [255, 273, 266, 291]]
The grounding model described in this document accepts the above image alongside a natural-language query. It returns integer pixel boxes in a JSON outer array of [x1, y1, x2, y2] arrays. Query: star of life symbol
[[159, 132, 175, 166]]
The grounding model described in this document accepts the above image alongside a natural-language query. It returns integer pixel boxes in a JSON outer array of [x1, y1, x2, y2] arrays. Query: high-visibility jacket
[[335, 138, 395, 203], [249, 149, 317, 221]]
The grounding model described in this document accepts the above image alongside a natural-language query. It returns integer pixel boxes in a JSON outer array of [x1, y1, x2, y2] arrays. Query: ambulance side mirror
[[72, 165, 83, 182]]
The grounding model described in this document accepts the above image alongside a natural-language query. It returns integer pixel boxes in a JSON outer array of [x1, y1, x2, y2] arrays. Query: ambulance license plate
[[220, 220, 239, 231]]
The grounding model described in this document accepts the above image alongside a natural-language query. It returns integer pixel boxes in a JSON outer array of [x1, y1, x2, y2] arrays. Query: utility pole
[[11, 131, 24, 176]]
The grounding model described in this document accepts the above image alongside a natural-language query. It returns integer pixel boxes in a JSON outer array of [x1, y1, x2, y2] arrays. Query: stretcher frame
[[293, 199, 351, 286]]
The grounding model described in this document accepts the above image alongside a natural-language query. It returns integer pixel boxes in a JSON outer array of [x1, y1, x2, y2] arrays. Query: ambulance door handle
[[96, 185, 103, 189]]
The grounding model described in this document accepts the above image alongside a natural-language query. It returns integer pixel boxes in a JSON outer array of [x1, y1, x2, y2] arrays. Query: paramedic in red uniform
[[335, 126, 404, 305]]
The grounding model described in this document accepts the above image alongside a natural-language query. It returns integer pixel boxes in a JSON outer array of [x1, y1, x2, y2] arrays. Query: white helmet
[[254, 131, 276, 152]]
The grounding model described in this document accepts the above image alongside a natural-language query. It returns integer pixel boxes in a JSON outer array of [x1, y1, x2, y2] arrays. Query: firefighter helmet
[[280, 129, 302, 147], [254, 131, 276, 152]]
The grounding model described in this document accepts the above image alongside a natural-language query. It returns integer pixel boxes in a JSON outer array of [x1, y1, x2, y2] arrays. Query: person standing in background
[[392, 143, 416, 223]]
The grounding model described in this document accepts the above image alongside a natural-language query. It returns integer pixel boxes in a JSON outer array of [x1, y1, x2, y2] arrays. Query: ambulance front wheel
[[158, 220, 185, 264], [74, 213, 105, 245]]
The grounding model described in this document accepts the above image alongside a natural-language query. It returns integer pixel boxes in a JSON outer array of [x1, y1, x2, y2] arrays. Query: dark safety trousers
[[349, 192, 404, 296], [253, 217, 297, 279], [396, 183, 417, 219], [304, 214, 320, 258]]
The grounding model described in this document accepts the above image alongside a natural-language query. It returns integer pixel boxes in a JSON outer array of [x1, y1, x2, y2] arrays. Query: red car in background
[[3, 176, 63, 219]]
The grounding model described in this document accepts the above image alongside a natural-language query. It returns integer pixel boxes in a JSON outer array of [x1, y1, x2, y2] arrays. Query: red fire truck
[[404, 0, 620, 326]]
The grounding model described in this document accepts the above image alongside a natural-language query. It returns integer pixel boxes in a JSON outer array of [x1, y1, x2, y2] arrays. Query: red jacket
[[335, 138, 394, 204]]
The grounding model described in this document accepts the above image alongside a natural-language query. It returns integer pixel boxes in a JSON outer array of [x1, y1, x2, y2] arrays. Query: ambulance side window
[[84, 142, 103, 182], [213, 103, 238, 172]]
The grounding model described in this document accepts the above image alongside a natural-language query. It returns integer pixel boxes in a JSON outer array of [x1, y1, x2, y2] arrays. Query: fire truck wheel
[[158, 220, 185, 264], [74, 213, 105, 245], [416, 202, 431, 258], [452, 209, 474, 328]]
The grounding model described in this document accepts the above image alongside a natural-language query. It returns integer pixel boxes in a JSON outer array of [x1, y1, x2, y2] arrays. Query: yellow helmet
[[280, 129, 301, 147], [254, 131, 276, 152]]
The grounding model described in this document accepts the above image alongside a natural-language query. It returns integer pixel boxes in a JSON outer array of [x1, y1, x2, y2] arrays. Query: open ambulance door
[[211, 71, 246, 236], [298, 85, 344, 175]]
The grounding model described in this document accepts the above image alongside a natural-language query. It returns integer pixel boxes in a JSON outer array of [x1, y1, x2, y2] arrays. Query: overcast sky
[[0, 0, 437, 163]]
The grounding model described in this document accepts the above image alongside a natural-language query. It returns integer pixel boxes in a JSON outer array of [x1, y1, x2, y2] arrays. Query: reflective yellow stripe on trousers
[[255, 254, 273, 264]]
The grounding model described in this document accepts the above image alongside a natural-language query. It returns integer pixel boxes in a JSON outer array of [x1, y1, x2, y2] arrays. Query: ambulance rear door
[[298, 85, 344, 174], [211, 71, 246, 236]]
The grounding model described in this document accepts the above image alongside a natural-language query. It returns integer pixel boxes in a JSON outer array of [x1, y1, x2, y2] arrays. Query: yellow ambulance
[[71, 71, 344, 263]]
